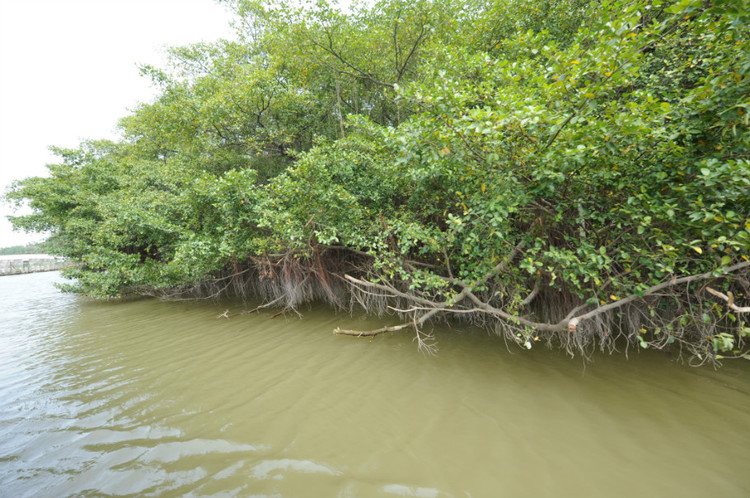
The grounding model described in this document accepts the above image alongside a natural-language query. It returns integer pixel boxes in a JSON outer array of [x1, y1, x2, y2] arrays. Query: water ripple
[[1, 273, 749, 497]]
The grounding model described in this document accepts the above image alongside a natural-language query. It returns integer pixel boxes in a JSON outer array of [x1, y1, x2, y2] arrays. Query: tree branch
[[705, 287, 750, 313], [338, 260, 750, 338], [567, 261, 750, 331], [309, 34, 395, 89]]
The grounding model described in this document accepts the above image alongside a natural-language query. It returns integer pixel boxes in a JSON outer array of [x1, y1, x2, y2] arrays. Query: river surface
[[1, 271, 749, 497]]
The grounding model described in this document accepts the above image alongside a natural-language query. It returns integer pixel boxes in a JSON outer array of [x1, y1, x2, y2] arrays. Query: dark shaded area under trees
[[5, 0, 750, 363]]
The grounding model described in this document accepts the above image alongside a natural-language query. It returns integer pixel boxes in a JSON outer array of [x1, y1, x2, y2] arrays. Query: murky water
[[1, 271, 748, 497]]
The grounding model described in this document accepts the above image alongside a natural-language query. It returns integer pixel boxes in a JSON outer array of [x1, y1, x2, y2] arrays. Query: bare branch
[[334, 308, 439, 337], [706, 287, 750, 313], [396, 25, 427, 83]]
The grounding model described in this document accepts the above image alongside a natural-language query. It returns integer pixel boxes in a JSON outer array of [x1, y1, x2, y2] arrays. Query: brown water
[[1, 271, 748, 497]]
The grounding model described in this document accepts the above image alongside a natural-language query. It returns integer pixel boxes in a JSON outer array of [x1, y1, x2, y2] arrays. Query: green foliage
[[0, 243, 45, 255]]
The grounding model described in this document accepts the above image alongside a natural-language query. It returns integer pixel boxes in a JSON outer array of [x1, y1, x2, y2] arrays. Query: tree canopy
[[6, 0, 749, 362]]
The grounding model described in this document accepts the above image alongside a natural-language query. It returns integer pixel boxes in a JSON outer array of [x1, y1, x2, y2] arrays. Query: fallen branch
[[334, 322, 413, 337], [334, 309, 439, 337]]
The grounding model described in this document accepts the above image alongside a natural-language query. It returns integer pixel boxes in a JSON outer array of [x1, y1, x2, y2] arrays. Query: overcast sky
[[0, 0, 236, 247]]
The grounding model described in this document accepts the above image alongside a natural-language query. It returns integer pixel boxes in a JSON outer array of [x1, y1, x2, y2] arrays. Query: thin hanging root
[[413, 326, 438, 356]]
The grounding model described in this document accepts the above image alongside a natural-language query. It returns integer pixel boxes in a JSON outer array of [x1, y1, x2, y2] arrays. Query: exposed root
[[148, 244, 750, 362], [335, 261, 750, 362]]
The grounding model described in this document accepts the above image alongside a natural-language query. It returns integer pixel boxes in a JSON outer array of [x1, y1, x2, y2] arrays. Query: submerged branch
[[241, 295, 288, 314], [333, 309, 439, 337]]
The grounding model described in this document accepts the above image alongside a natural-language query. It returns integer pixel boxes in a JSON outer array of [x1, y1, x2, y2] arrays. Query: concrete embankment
[[0, 255, 71, 276]]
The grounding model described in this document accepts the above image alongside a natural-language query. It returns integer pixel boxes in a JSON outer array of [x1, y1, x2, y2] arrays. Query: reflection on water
[[0, 271, 749, 497]]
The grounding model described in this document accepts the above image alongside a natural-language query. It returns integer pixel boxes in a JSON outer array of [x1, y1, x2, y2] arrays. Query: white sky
[[0, 0, 236, 247]]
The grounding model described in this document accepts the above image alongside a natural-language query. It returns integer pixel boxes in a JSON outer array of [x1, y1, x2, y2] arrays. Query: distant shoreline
[[0, 254, 58, 261]]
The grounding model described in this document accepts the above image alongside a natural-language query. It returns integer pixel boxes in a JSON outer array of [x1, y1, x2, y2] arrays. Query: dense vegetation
[[6, 0, 749, 361]]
